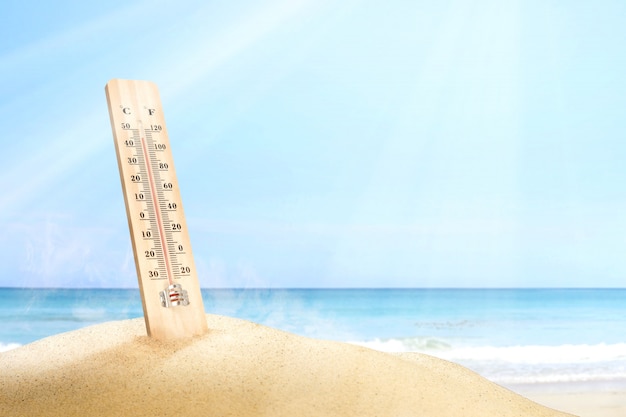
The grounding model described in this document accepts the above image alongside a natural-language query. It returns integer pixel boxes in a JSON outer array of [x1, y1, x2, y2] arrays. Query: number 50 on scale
[[105, 79, 208, 340]]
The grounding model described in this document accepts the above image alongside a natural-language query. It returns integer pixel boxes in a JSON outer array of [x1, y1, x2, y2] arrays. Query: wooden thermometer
[[105, 79, 208, 340]]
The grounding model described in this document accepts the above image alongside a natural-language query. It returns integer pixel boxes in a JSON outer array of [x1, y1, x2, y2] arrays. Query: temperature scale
[[105, 79, 208, 340]]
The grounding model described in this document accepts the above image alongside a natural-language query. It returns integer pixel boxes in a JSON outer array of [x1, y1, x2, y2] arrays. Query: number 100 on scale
[[118, 119, 193, 284]]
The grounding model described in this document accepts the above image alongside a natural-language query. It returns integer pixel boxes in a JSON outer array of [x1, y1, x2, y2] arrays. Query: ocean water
[[1, 288, 625, 388]]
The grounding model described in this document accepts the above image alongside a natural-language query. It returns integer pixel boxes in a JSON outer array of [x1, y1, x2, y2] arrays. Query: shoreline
[[507, 380, 626, 417], [521, 390, 626, 417], [509, 380, 626, 416]]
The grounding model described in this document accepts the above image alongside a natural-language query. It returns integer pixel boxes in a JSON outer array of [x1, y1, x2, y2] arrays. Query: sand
[[1, 314, 575, 417], [522, 391, 626, 417]]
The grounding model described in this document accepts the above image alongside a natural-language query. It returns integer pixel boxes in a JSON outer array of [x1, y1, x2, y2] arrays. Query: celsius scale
[[105, 79, 208, 340]]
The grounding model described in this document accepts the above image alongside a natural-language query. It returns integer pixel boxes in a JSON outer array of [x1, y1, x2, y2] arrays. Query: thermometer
[[105, 79, 208, 340]]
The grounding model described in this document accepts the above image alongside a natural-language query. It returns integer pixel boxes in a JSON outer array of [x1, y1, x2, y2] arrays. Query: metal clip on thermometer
[[105, 79, 208, 340]]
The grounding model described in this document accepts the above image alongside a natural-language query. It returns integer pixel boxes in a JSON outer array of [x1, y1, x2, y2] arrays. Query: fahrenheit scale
[[105, 79, 208, 340]]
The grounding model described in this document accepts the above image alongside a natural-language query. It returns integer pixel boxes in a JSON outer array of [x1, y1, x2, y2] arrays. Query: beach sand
[[1, 314, 576, 417], [522, 390, 626, 417]]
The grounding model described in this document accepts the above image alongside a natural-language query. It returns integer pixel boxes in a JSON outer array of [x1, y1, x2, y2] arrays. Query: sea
[[1, 288, 625, 390]]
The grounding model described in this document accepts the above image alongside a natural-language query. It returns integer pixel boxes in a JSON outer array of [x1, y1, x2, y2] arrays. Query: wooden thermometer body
[[105, 79, 207, 340]]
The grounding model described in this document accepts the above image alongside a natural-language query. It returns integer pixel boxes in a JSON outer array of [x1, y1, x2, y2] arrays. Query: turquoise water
[[1, 288, 625, 386]]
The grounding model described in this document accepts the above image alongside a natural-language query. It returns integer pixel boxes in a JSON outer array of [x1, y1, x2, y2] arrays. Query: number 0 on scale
[[105, 79, 208, 340]]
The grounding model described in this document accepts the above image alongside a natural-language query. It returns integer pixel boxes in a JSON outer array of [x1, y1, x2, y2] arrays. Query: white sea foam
[[351, 338, 626, 362], [440, 343, 626, 364], [0, 342, 21, 352], [350, 338, 626, 384], [349, 336, 452, 352]]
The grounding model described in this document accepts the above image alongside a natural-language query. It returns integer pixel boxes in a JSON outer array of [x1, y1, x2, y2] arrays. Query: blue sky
[[1, 0, 625, 288]]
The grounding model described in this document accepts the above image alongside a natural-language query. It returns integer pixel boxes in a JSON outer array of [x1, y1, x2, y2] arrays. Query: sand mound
[[0, 315, 574, 417]]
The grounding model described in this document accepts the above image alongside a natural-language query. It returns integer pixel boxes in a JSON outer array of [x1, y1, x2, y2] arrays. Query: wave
[[349, 338, 626, 385], [440, 343, 626, 364], [349, 336, 453, 352], [350, 337, 626, 362], [0, 342, 21, 352]]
